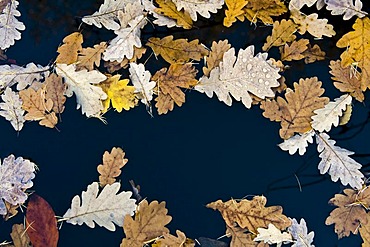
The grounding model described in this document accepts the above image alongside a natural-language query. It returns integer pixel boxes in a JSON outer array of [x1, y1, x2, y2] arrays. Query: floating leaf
[[290, 10, 335, 38], [203, 40, 231, 77], [303, 44, 326, 64], [76, 42, 107, 71], [262, 19, 297, 51], [280, 39, 309, 62], [253, 223, 292, 247], [153, 0, 193, 29], [172, 0, 224, 21], [0, 87, 25, 131], [44, 73, 66, 114], [288, 218, 315, 247], [10, 223, 31, 247], [154, 230, 195, 247], [0, 0, 25, 49], [325, 0, 367, 20], [242, 0, 287, 25], [223, 0, 248, 27], [278, 130, 314, 156], [97, 147, 128, 187], [56, 32, 83, 65]]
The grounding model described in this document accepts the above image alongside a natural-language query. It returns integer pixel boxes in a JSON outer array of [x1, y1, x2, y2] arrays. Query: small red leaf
[[26, 194, 59, 247]]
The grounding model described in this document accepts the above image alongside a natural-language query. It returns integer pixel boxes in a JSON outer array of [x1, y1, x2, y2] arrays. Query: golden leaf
[[339, 104, 352, 126], [99, 74, 137, 113], [262, 19, 297, 51], [326, 187, 370, 238], [303, 44, 326, 64], [329, 60, 364, 102], [154, 230, 195, 247], [76, 42, 107, 71], [97, 147, 128, 187], [154, 0, 193, 29], [203, 40, 231, 76], [105, 47, 146, 73], [121, 200, 172, 247], [44, 73, 66, 114], [152, 63, 197, 114], [241, 0, 287, 25], [226, 225, 269, 247], [223, 0, 248, 27], [206, 196, 291, 234], [146, 36, 209, 64], [260, 77, 329, 139], [56, 32, 83, 64], [336, 17, 370, 90], [10, 224, 31, 247], [280, 39, 309, 61], [19, 88, 58, 128]]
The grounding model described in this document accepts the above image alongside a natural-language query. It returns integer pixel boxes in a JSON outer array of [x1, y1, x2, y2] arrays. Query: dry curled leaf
[[203, 40, 231, 77], [76, 42, 107, 71], [56, 32, 83, 64], [262, 19, 297, 51], [97, 147, 128, 187], [280, 39, 309, 62]]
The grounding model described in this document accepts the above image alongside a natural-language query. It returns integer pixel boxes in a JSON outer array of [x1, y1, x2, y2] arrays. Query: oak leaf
[[203, 40, 231, 76], [56, 32, 83, 64], [288, 218, 315, 247], [44, 73, 66, 114], [0, 0, 10, 13], [19, 87, 58, 128], [105, 46, 146, 73], [0, 87, 25, 131], [76, 42, 107, 71], [10, 224, 31, 247], [260, 77, 329, 139], [360, 214, 370, 247], [253, 224, 292, 247], [99, 74, 136, 113], [241, 0, 287, 25], [280, 39, 309, 62], [97, 147, 128, 187], [121, 200, 172, 247], [154, 230, 195, 247], [303, 44, 326, 64], [172, 0, 224, 21], [290, 10, 335, 38], [4, 201, 19, 221], [63, 182, 136, 231], [278, 130, 314, 156], [0, 0, 25, 50], [152, 63, 197, 114], [226, 225, 268, 247], [289, 0, 317, 10], [223, 0, 248, 27], [316, 133, 364, 189], [153, 0, 193, 29], [146, 35, 209, 64], [339, 104, 352, 126], [325, 0, 367, 20], [206, 196, 291, 234], [262, 19, 297, 51], [326, 187, 370, 238]]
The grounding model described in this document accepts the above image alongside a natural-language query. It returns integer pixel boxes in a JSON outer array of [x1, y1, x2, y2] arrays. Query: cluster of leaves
[[1, 0, 370, 245]]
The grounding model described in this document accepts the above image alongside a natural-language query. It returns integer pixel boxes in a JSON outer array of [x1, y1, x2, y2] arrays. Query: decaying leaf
[[147, 35, 209, 64], [316, 133, 364, 189], [262, 19, 297, 51], [278, 130, 314, 156], [154, 0, 193, 29], [290, 10, 335, 38], [203, 40, 231, 77], [154, 230, 195, 247], [260, 77, 329, 139], [253, 223, 292, 247], [280, 39, 309, 62], [63, 182, 136, 231], [56, 32, 83, 64], [206, 196, 291, 234], [26, 194, 59, 247], [0, 87, 25, 131], [121, 200, 172, 247], [288, 218, 315, 247], [152, 63, 197, 114], [326, 187, 370, 238], [76, 42, 107, 71], [223, 0, 248, 27], [303, 44, 326, 64], [10, 224, 31, 247], [44, 73, 66, 114], [97, 147, 128, 187], [0, 0, 25, 50]]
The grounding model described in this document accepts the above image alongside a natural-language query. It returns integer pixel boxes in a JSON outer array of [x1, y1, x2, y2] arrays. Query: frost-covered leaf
[[129, 63, 156, 113], [172, 0, 224, 21], [0, 63, 50, 90], [253, 223, 293, 247], [0, 154, 36, 215], [288, 218, 315, 247], [325, 0, 367, 20], [0, 0, 25, 49], [311, 94, 352, 132], [103, 15, 147, 62], [55, 64, 107, 117], [316, 133, 364, 189], [63, 182, 136, 231], [195, 46, 280, 109], [0, 87, 25, 131], [278, 130, 314, 156]]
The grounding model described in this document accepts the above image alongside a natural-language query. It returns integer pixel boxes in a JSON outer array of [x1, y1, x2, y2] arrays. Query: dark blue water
[[1, 1, 370, 246]]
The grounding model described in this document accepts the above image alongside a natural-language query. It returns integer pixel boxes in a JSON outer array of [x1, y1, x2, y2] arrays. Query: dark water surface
[[1, 1, 370, 246]]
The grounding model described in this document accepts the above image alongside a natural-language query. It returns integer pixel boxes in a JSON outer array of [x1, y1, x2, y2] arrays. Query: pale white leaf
[[316, 0, 325, 9], [311, 94, 352, 132], [0, 154, 36, 215], [289, 0, 317, 10], [0, 0, 25, 49], [291, 11, 335, 38], [325, 0, 367, 20], [0, 63, 50, 90], [253, 223, 293, 247], [116, 2, 145, 28], [0, 87, 25, 131], [278, 130, 314, 156], [129, 63, 155, 111], [172, 0, 224, 21], [142, 0, 178, 28], [55, 63, 107, 117], [195, 46, 280, 108], [288, 218, 315, 247], [316, 133, 364, 189], [63, 182, 136, 231], [103, 15, 147, 62]]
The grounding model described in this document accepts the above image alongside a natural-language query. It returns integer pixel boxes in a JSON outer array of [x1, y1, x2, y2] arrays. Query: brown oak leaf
[[155, 230, 195, 247], [360, 214, 370, 247], [203, 40, 231, 76], [76, 42, 107, 71], [44, 73, 66, 114], [105, 47, 146, 73], [97, 147, 128, 187], [226, 225, 268, 247], [3, 201, 19, 221], [262, 19, 297, 51], [280, 39, 309, 62], [303, 44, 326, 64], [56, 32, 83, 64], [10, 224, 31, 247]]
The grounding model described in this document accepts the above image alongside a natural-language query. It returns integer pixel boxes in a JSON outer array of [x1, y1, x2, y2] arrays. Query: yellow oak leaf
[[223, 0, 248, 27], [260, 77, 329, 139], [329, 60, 364, 102], [76, 42, 107, 71], [202, 40, 231, 76], [290, 10, 335, 38], [105, 47, 146, 73], [19, 87, 58, 128], [154, 0, 193, 29], [337, 17, 370, 90], [280, 39, 309, 61], [99, 74, 137, 113], [44, 73, 66, 114], [146, 35, 209, 64], [262, 19, 297, 51], [207, 196, 291, 234], [152, 63, 197, 114], [241, 0, 287, 25], [326, 187, 370, 238], [56, 32, 83, 64], [97, 147, 128, 187], [121, 200, 172, 247], [303, 44, 326, 64], [154, 230, 195, 247]]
